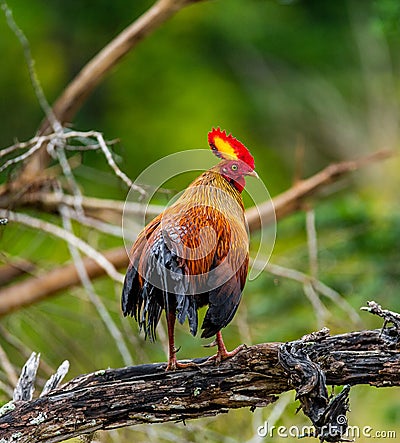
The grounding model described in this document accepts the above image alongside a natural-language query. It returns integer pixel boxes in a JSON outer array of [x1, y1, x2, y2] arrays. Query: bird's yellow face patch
[[212, 136, 237, 160]]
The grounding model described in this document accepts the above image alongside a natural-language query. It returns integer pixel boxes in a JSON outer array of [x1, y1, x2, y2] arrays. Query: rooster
[[122, 128, 257, 370]]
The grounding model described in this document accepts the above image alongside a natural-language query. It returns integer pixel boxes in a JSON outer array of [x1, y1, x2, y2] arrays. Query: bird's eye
[[231, 164, 238, 171]]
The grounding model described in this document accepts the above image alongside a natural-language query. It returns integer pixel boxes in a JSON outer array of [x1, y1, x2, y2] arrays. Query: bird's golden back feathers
[[160, 169, 247, 274]]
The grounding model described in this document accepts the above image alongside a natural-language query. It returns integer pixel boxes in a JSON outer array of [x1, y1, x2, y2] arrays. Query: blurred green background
[[0, 0, 399, 442]]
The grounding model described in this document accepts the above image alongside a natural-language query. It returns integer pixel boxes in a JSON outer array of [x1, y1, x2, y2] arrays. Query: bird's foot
[[165, 357, 198, 371], [205, 344, 246, 365]]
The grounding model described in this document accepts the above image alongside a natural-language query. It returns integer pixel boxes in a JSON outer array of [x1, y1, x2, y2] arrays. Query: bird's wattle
[[221, 173, 246, 193]]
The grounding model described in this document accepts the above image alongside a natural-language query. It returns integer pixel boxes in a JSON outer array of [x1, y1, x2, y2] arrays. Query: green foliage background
[[0, 0, 399, 441]]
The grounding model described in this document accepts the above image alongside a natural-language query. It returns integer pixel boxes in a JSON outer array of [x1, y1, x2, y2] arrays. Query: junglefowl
[[122, 128, 257, 370]]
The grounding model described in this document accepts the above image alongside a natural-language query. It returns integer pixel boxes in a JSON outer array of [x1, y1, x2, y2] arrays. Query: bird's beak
[[247, 170, 259, 178]]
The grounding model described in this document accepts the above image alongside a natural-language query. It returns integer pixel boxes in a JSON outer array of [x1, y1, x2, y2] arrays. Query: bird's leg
[[206, 331, 245, 364], [165, 311, 197, 371], [165, 311, 179, 371]]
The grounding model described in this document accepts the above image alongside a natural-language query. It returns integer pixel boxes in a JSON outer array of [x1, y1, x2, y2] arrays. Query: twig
[[312, 280, 362, 326], [69, 212, 127, 239], [59, 203, 133, 366], [252, 259, 362, 326], [246, 149, 395, 231], [52, 130, 144, 195], [303, 281, 329, 329], [17, 0, 206, 181], [0, 257, 35, 286], [6, 191, 163, 219], [304, 207, 327, 326], [0, 209, 124, 283], [94, 131, 134, 191], [0, 325, 54, 377], [1, 131, 117, 159], [0, 130, 145, 200], [0, 247, 128, 316], [306, 207, 318, 279], [65, 138, 119, 151], [0, 141, 27, 158], [0, 0, 62, 134], [0, 342, 18, 387], [361, 300, 400, 333], [40, 361, 70, 398], [13, 352, 40, 401], [51, 145, 84, 217], [0, 137, 47, 173]]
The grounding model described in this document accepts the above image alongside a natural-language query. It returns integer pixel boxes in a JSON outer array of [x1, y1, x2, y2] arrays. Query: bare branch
[[17, 0, 207, 181], [0, 258, 35, 286], [59, 203, 133, 366], [69, 212, 126, 239], [0, 137, 47, 173], [94, 131, 135, 191], [0, 342, 18, 387], [246, 149, 395, 231], [40, 361, 70, 398], [0, 247, 127, 316], [252, 260, 362, 326], [0, 210, 124, 283], [13, 352, 40, 402], [0, 0, 61, 134], [0, 130, 145, 201], [6, 191, 163, 220], [305, 207, 318, 279], [361, 301, 400, 332], [0, 322, 399, 442], [302, 281, 329, 329], [313, 280, 362, 326]]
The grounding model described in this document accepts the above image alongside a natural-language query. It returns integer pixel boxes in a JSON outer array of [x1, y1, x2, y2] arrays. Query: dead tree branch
[[0, 191, 164, 222], [0, 247, 126, 316], [0, 308, 399, 443], [16, 0, 207, 182], [0, 259, 35, 287], [0, 210, 124, 283], [245, 148, 394, 231]]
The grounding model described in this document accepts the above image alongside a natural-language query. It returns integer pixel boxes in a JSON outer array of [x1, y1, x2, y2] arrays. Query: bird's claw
[[165, 359, 199, 371], [203, 344, 246, 366]]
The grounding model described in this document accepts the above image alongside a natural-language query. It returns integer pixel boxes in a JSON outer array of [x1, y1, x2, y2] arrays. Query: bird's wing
[[171, 206, 249, 338], [122, 202, 248, 340], [121, 214, 164, 340], [200, 215, 249, 339]]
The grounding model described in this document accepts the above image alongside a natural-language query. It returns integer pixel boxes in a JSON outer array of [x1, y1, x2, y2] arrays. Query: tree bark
[[0, 326, 399, 443]]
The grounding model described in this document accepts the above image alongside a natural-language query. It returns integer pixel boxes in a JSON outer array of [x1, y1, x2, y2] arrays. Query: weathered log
[[0, 324, 399, 443]]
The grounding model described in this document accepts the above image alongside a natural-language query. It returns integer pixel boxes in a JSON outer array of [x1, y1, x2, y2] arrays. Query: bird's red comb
[[208, 128, 255, 170]]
